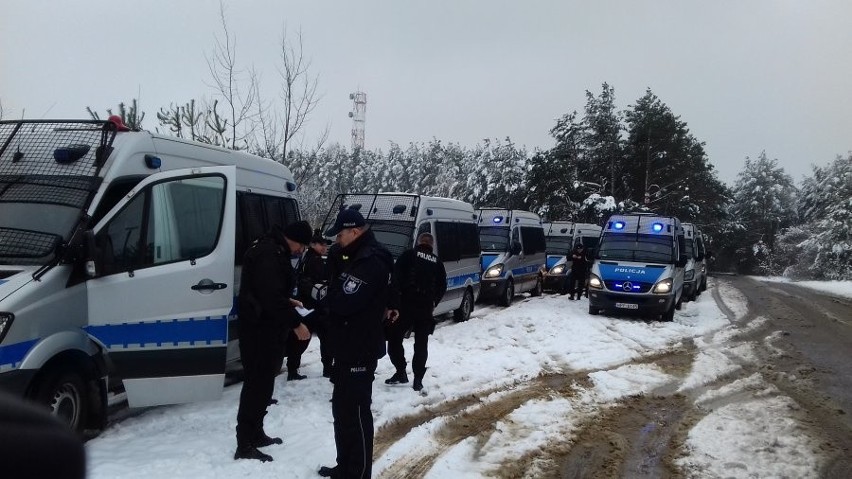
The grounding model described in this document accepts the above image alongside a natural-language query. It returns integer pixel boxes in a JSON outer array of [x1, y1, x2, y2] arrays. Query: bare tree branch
[[278, 26, 322, 159]]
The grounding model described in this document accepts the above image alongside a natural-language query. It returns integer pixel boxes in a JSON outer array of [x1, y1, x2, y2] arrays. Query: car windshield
[[479, 226, 509, 252], [597, 233, 674, 263], [546, 236, 573, 256]]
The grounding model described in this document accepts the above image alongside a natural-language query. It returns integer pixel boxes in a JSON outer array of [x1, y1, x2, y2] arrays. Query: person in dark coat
[[568, 243, 588, 300], [234, 220, 312, 462], [385, 232, 447, 391], [317, 209, 393, 479], [286, 231, 334, 380]]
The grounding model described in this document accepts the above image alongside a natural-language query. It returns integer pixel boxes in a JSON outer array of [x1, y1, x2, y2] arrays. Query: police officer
[[287, 230, 334, 380], [385, 232, 447, 392], [317, 209, 393, 479], [234, 221, 312, 462], [568, 243, 588, 300]]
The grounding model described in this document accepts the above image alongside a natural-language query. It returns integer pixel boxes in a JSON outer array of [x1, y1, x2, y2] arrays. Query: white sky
[[83, 280, 843, 478], [2, 1, 851, 184]]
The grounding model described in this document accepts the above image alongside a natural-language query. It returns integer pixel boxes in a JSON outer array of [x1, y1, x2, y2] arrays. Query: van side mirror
[[510, 241, 522, 256], [84, 230, 98, 277]]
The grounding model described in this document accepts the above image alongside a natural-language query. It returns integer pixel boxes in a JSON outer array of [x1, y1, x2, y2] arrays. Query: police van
[[0, 118, 300, 432], [543, 222, 602, 294], [682, 223, 707, 301], [587, 214, 687, 321], [477, 208, 546, 306], [322, 193, 481, 322]]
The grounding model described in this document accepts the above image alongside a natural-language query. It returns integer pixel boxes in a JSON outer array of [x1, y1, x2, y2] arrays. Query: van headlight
[[0, 313, 14, 343], [653, 278, 673, 294], [484, 264, 504, 278], [684, 269, 695, 281], [588, 273, 603, 289], [550, 264, 566, 275]]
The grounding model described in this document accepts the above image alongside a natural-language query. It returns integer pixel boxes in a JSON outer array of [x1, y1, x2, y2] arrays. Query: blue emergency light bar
[[614, 221, 625, 230], [652, 223, 664, 232], [492, 216, 503, 224]]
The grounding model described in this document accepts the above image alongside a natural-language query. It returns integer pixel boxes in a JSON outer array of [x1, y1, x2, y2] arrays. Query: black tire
[[588, 305, 599, 315], [499, 279, 514, 307], [453, 288, 474, 322], [661, 303, 675, 322], [530, 276, 543, 297], [34, 367, 89, 433]]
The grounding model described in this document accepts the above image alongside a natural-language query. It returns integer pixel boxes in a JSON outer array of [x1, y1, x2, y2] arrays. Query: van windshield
[[597, 233, 674, 264], [546, 236, 573, 256], [479, 226, 509, 252]]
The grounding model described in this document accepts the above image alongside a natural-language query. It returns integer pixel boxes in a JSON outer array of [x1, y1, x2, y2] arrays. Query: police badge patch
[[342, 275, 364, 294]]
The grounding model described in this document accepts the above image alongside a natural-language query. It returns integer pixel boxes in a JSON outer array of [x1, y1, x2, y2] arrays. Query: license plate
[[615, 302, 638, 310]]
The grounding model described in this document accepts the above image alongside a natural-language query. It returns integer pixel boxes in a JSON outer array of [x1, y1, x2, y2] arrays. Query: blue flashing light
[[492, 216, 504, 224], [652, 222, 664, 232], [613, 221, 625, 230], [144, 154, 162, 169]]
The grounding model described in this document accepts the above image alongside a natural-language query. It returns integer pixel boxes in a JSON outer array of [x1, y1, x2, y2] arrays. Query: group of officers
[[234, 208, 446, 479]]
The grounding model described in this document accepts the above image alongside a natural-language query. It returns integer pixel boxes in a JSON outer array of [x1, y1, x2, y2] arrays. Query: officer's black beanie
[[283, 220, 313, 245]]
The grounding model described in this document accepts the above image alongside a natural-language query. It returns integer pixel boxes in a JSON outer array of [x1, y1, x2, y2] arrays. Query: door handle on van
[[191, 279, 228, 293]]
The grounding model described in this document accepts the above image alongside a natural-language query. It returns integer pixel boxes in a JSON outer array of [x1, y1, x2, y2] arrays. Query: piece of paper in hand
[[296, 306, 314, 317]]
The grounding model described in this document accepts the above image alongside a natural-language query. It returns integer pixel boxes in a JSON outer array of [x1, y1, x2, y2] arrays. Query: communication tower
[[348, 91, 366, 151]]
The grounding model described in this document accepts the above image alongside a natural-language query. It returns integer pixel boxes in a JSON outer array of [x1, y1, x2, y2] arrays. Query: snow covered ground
[[85, 279, 826, 478], [754, 276, 852, 299]]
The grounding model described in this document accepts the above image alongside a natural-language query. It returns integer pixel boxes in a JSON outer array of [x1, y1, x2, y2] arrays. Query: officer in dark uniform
[[287, 230, 334, 380], [568, 243, 588, 300], [234, 221, 312, 462], [385, 232, 447, 391], [317, 209, 393, 479]]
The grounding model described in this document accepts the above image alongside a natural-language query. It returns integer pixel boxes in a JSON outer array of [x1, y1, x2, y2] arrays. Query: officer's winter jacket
[[391, 244, 447, 310], [238, 235, 301, 333], [325, 229, 393, 366], [297, 248, 328, 309]]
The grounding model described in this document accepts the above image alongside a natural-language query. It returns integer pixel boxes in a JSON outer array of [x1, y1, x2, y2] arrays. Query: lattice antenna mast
[[348, 91, 366, 151]]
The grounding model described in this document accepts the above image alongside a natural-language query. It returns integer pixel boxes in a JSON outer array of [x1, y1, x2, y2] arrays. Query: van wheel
[[500, 280, 514, 307], [661, 304, 675, 322], [454, 288, 474, 322], [530, 276, 543, 297], [34, 367, 89, 433]]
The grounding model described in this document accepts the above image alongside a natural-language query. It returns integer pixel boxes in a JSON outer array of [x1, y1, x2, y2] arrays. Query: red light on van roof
[[107, 115, 130, 132]]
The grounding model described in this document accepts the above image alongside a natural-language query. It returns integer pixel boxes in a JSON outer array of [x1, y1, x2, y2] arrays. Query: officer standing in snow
[[385, 232, 447, 392], [234, 221, 312, 462], [317, 209, 393, 479], [568, 243, 588, 300]]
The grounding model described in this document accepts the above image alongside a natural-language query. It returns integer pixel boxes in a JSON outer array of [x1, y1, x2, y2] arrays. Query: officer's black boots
[[287, 371, 307, 381], [318, 465, 341, 478], [254, 432, 283, 448], [234, 445, 273, 462], [413, 376, 423, 392], [385, 370, 409, 385]]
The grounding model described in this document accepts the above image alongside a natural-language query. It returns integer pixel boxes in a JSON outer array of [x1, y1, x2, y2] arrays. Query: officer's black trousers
[[569, 271, 587, 298], [235, 323, 282, 447], [331, 361, 376, 479], [386, 307, 434, 377]]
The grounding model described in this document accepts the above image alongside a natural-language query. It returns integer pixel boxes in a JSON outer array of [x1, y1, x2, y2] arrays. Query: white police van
[[542, 221, 574, 293], [588, 214, 687, 321], [322, 193, 481, 321], [681, 223, 707, 300], [477, 208, 546, 306], [0, 118, 300, 432]]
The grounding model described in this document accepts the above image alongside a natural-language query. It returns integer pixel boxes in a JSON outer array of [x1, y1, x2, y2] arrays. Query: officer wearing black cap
[[234, 220, 312, 462], [317, 209, 393, 479]]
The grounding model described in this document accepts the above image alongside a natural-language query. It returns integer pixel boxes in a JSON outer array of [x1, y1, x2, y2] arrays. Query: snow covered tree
[[581, 83, 623, 197], [729, 151, 797, 274]]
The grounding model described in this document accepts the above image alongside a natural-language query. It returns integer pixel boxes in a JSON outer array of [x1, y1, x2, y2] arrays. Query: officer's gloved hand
[[311, 284, 327, 303]]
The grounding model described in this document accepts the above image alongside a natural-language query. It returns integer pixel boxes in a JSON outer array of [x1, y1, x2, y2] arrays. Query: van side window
[[520, 227, 545, 255], [236, 193, 301, 264], [417, 222, 432, 236], [459, 223, 480, 259], [435, 221, 460, 262], [97, 175, 226, 274], [90, 176, 145, 226], [512, 227, 521, 247], [241, 194, 265, 247]]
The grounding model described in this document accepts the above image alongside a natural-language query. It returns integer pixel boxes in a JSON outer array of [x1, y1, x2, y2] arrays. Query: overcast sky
[[2, 0, 850, 184]]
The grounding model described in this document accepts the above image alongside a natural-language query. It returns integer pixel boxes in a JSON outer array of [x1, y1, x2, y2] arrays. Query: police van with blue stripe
[[322, 193, 481, 322], [0, 118, 301, 433], [587, 214, 687, 321], [477, 208, 546, 306], [542, 222, 602, 294]]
